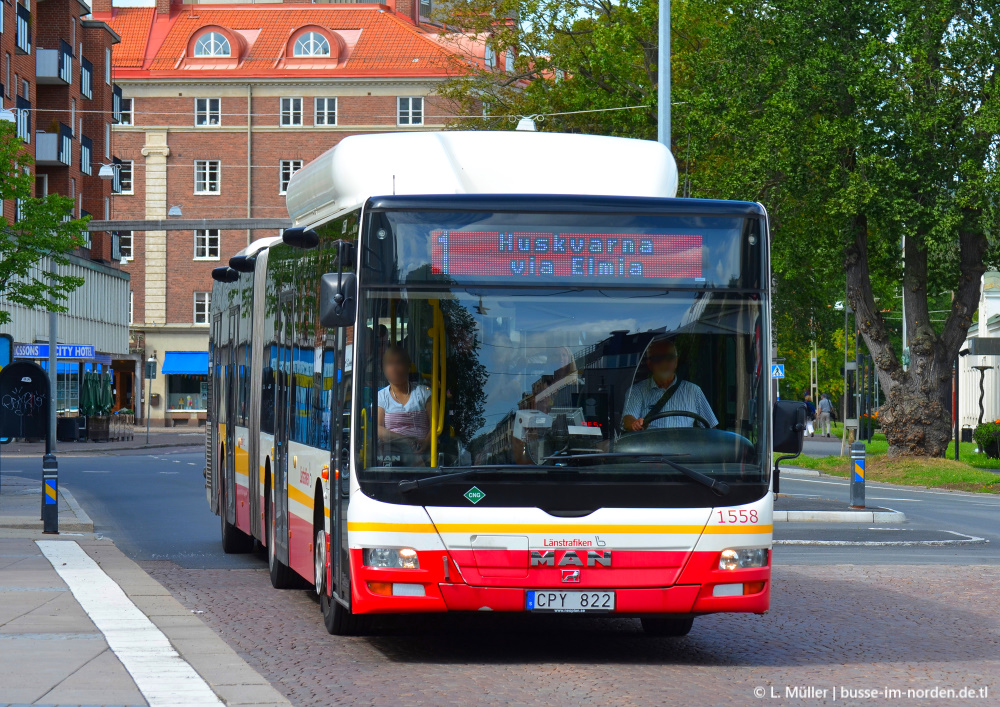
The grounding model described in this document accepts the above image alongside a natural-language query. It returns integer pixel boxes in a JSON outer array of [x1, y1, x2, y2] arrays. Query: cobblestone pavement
[[141, 559, 1000, 706]]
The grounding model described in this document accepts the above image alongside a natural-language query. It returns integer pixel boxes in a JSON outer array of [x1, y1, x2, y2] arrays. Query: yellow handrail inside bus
[[360, 406, 368, 468], [428, 300, 442, 466]]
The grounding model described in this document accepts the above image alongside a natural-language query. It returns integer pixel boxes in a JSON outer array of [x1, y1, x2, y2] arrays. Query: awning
[[161, 351, 209, 376]]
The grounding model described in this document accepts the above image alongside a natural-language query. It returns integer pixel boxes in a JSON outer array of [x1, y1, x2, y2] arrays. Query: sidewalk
[[0, 473, 93, 532], [0, 531, 290, 707], [1, 427, 206, 457]]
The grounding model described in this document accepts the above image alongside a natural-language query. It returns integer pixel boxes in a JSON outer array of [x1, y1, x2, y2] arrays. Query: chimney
[[156, 0, 171, 15], [91, 0, 113, 14]]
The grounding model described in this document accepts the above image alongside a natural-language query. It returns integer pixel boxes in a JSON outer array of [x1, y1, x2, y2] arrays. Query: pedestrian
[[817, 392, 834, 437], [803, 393, 816, 437]]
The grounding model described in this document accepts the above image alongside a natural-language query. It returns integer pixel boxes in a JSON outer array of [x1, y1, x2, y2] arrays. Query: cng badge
[[463, 486, 485, 504]]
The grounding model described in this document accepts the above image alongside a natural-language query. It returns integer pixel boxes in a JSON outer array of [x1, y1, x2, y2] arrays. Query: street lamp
[[167, 205, 183, 217], [98, 163, 117, 180]]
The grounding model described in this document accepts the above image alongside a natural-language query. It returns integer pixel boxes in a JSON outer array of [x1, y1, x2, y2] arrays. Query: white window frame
[[193, 229, 220, 260], [119, 98, 133, 125], [118, 160, 134, 195], [195, 97, 221, 126], [105, 47, 111, 84], [397, 96, 424, 126], [293, 32, 330, 57], [193, 32, 230, 57], [118, 231, 133, 261], [314, 97, 337, 126], [194, 159, 221, 195], [278, 159, 303, 195], [80, 138, 91, 176], [193, 292, 211, 325], [104, 122, 110, 158], [280, 97, 303, 127], [81, 61, 92, 99]]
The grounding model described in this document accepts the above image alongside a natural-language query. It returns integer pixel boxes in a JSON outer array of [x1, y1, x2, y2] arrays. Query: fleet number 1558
[[717, 510, 759, 523]]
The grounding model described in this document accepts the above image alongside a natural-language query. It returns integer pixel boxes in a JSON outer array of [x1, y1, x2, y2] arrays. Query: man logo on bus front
[[562, 569, 581, 583]]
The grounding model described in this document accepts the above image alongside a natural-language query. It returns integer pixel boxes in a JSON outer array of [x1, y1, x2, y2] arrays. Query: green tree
[[437, 0, 1000, 457], [0, 121, 88, 324]]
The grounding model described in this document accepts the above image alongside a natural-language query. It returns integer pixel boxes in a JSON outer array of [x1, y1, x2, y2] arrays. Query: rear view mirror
[[319, 272, 357, 327], [773, 400, 807, 454], [211, 266, 239, 283]]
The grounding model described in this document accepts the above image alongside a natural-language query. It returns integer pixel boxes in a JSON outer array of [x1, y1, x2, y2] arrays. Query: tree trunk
[[878, 357, 953, 458]]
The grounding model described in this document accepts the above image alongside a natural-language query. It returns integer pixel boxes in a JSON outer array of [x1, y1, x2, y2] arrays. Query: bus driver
[[621, 338, 718, 431]]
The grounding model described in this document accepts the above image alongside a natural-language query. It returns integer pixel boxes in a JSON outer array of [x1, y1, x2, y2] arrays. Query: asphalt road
[[6, 448, 999, 705]]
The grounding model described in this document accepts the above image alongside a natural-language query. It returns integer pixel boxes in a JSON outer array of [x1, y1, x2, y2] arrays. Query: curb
[[774, 509, 906, 523], [1, 442, 204, 458], [60, 486, 94, 532], [781, 467, 821, 477]]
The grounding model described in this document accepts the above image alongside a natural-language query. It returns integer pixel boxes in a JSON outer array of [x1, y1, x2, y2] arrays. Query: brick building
[[0, 0, 135, 418], [97, 0, 471, 425]]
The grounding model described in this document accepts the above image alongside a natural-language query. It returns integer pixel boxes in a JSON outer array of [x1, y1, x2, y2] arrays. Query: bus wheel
[[641, 616, 694, 637], [266, 490, 297, 589], [313, 528, 327, 596], [220, 473, 252, 554], [321, 590, 366, 636]]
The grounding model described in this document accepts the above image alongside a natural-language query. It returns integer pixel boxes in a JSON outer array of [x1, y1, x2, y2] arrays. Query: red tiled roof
[[101, 4, 462, 78]]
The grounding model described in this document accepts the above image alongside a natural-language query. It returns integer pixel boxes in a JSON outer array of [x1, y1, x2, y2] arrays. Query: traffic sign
[[771, 364, 785, 379]]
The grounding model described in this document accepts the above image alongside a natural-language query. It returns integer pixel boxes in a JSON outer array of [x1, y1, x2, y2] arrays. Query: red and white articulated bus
[[208, 131, 803, 636]]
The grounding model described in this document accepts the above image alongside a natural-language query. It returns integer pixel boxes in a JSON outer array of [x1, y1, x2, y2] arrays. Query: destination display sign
[[431, 231, 704, 281]]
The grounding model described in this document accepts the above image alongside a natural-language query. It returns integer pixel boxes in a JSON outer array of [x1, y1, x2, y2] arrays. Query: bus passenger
[[377, 346, 432, 458], [621, 338, 718, 431]]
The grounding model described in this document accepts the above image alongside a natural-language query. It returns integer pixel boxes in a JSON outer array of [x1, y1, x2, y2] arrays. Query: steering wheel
[[642, 410, 713, 430]]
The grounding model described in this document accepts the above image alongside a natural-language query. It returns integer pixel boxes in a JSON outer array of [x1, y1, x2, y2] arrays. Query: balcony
[[36, 42, 73, 85], [35, 126, 72, 167]]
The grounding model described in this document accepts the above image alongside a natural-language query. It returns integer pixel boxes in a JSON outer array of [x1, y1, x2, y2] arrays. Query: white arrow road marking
[[37, 541, 222, 707]]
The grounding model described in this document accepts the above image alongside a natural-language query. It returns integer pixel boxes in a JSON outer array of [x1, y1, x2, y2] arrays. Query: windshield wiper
[[398, 465, 570, 493], [540, 452, 730, 496]]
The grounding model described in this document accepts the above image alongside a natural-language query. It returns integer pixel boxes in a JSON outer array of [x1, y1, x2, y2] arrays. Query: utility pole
[[658, 0, 670, 149], [48, 259, 58, 453]]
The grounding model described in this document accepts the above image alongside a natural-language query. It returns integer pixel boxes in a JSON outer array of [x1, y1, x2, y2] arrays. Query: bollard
[[41, 453, 59, 534], [849, 442, 865, 509]]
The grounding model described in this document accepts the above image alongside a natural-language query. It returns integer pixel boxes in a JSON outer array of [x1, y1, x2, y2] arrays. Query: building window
[[280, 97, 302, 126], [128, 290, 133, 324], [104, 122, 110, 158], [194, 291, 211, 324], [80, 136, 92, 175], [117, 231, 133, 261], [193, 32, 230, 57], [119, 98, 132, 125], [279, 160, 303, 195], [105, 47, 111, 84], [16, 5, 31, 55], [315, 97, 336, 125], [484, 45, 496, 70], [118, 160, 133, 194], [194, 160, 221, 194], [505, 50, 514, 72], [168, 375, 208, 410], [15, 96, 30, 142], [398, 96, 423, 126], [194, 229, 220, 260], [195, 97, 221, 126], [293, 31, 330, 57]]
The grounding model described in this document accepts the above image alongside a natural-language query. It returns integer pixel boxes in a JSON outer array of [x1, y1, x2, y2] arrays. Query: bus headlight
[[363, 547, 420, 569], [719, 548, 768, 570]]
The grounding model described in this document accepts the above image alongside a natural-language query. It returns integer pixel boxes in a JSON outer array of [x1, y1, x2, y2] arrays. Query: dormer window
[[279, 27, 344, 69], [194, 32, 231, 57], [293, 32, 330, 57]]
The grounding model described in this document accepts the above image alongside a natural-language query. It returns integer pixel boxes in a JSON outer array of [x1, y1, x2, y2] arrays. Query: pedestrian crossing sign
[[771, 364, 785, 379]]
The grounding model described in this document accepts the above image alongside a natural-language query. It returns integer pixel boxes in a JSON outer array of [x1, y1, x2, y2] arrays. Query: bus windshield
[[353, 207, 768, 509]]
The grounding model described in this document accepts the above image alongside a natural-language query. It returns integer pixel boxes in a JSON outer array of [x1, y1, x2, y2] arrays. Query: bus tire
[[220, 453, 252, 554], [266, 487, 297, 589], [641, 616, 694, 636], [321, 591, 366, 636]]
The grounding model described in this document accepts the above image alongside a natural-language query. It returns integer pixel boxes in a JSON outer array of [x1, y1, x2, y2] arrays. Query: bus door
[[331, 326, 352, 604], [273, 293, 294, 565], [224, 306, 239, 526], [210, 311, 223, 513]]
